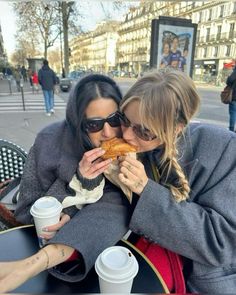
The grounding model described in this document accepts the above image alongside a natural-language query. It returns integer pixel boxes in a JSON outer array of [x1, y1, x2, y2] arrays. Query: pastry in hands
[[101, 137, 137, 160]]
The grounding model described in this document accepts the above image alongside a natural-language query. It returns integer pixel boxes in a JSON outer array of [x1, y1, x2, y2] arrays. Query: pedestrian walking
[[13, 68, 21, 92], [32, 71, 39, 93], [4, 67, 13, 80], [226, 64, 236, 132], [20, 66, 27, 83], [28, 68, 33, 88], [38, 59, 57, 116]]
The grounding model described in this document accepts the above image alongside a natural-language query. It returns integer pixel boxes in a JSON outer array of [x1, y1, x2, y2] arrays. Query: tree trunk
[[44, 40, 47, 60], [62, 2, 69, 76]]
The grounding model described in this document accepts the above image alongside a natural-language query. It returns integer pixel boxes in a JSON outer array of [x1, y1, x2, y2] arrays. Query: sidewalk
[[0, 103, 65, 152]]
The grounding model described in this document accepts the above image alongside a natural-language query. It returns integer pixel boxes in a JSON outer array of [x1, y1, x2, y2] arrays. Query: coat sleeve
[[226, 71, 236, 87], [129, 136, 236, 267], [14, 145, 44, 224], [47, 181, 131, 282], [14, 145, 78, 224]]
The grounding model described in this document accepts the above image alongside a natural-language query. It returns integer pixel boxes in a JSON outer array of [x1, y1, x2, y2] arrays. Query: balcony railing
[[197, 31, 236, 43], [229, 31, 236, 39]]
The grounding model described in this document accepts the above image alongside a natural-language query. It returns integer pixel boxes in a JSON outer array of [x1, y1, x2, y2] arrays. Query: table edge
[[121, 239, 170, 294], [0, 225, 170, 293], [0, 224, 34, 235]]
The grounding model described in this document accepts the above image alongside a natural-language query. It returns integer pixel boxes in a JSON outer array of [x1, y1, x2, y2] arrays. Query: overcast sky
[[0, 1, 137, 56]]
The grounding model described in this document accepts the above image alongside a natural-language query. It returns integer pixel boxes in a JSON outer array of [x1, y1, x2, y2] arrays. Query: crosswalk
[[0, 92, 67, 113]]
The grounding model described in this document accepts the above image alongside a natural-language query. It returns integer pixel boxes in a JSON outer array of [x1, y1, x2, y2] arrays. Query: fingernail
[[43, 227, 48, 232]]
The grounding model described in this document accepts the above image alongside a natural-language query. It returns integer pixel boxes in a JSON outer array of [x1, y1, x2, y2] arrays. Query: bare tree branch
[[13, 2, 60, 59]]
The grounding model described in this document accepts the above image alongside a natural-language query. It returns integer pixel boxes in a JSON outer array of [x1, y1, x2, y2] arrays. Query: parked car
[[59, 77, 72, 92], [59, 70, 85, 92]]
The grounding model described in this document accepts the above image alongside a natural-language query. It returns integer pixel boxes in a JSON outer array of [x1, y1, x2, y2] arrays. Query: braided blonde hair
[[120, 68, 200, 202]]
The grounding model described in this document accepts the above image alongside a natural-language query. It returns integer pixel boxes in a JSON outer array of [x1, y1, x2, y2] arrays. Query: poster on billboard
[[150, 16, 197, 77]]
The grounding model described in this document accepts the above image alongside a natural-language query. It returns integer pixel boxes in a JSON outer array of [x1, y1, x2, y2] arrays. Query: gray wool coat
[[15, 122, 236, 294]]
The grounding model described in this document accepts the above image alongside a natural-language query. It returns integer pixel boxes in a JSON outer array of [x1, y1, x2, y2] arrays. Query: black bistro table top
[[0, 225, 168, 293]]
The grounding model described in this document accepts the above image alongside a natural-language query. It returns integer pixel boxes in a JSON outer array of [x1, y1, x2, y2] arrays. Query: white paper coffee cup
[[30, 196, 63, 247], [95, 246, 139, 293]]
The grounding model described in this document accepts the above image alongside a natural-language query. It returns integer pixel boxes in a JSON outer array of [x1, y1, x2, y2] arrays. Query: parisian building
[[192, 1, 236, 82], [117, 1, 236, 79], [69, 20, 120, 72], [69, 1, 236, 81]]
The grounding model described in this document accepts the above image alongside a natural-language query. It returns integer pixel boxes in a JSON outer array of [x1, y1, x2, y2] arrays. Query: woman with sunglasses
[[0, 74, 132, 293], [116, 68, 236, 293]]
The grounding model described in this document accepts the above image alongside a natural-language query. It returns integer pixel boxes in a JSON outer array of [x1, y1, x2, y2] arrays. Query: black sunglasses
[[83, 112, 121, 133], [118, 112, 157, 141]]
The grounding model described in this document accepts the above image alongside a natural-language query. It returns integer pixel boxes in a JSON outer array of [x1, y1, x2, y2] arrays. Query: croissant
[[101, 137, 137, 160]]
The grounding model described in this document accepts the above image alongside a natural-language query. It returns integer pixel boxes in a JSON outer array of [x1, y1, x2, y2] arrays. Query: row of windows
[[196, 44, 232, 58], [198, 22, 235, 37], [119, 28, 148, 42], [193, 2, 236, 23]]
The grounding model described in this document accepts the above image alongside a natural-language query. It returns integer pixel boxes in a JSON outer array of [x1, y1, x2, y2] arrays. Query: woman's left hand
[[41, 213, 70, 240], [118, 156, 148, 195]]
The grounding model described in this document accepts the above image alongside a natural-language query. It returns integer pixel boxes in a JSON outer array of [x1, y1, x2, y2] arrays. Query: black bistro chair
[[0, 139, 27, 211]]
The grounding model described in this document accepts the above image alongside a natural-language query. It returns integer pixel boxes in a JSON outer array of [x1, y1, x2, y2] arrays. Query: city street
[[0, 77, 229, 126], [196, 86, 228, 127], [0, 77, 229, 151]]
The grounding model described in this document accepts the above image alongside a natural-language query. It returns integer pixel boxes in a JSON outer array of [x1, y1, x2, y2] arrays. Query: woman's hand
[[0, 244, 74, 293], [41, 213, 70, 240], [78, 147, 112, 179], [118, 156, 148, 195], [0, 259, 33, 293]]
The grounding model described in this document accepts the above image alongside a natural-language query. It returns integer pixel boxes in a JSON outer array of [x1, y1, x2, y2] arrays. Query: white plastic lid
[[30, 196, 63, 218], [95, 246, 139, 283]]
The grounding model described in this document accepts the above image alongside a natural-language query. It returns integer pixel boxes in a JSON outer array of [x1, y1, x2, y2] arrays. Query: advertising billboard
[[150, 16, 197, 77]]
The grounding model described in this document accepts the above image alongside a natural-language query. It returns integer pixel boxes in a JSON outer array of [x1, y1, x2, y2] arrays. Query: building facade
[[192, 1, 236, 83], [117, 1, 182, 74], [69, 21, 120, 72], [69, 1, 236, 82], [117, 1, 236, 80]]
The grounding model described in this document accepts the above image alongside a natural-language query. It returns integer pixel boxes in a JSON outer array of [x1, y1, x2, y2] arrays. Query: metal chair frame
[[0, 139, 27, 183]]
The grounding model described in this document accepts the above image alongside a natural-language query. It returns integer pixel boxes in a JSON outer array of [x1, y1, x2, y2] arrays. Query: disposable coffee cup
[[30, 196, 63, 247], [95, 246, 139, 293]]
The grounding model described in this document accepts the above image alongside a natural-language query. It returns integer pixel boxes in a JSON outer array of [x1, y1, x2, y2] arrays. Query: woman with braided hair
[[117, 68, 236, 293]]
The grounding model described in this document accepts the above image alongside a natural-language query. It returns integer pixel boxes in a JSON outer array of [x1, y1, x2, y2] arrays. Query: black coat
[[226, 67, 236, 101], [38, 65, 57, 90]]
